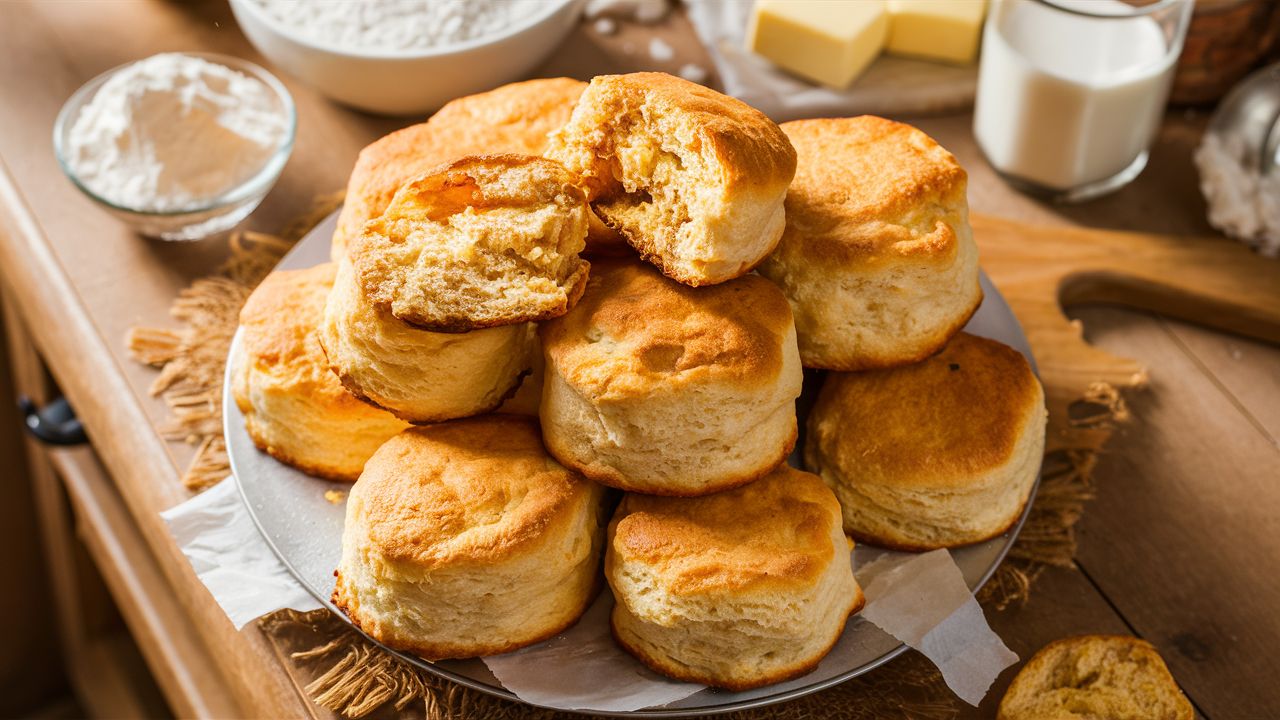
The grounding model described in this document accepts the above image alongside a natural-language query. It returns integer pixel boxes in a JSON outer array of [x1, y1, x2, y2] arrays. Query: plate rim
[[224, 209, 1041, 717]]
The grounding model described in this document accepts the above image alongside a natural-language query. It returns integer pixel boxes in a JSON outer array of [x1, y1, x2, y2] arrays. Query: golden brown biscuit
[[334, 416, 608, 660], [540, 260, 802, 496], [758, 116, 982, 370], [349, 154, 590, 332], [607, 464, 863, 690], [547, 72, 797, 286], [331, 77, 620, 260], [998, 635, 1194, 720], [805, 333, 1046, 550], [319, 259, 536, 423], [231, 263, 408, 481]]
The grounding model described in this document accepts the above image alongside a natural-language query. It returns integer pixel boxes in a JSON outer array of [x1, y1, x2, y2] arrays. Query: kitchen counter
[[0, 1, 1276, 718]]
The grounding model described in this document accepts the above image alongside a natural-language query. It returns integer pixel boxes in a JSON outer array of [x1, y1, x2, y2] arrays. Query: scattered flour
[[593, 17, 618, 35], [247, 0, 557, 52], [678, 62, 709, 84], [648, 37, 675, 62], [584, 0, 669, 23], [66, 53, 288, 212]]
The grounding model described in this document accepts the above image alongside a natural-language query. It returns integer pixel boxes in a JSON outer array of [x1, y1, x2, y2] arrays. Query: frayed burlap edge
[[126, 192, 343, 491], [127, 199, 1132, 718], [261, 608, 960, 720], [978, 382, 1132, 610]]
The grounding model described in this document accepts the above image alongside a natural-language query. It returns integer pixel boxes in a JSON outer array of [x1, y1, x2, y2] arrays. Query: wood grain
[[969, 214, 1280, 453], [0, 294, 66, 713], [1161, 324, 1280, 445], [0, 156, 307, 719], [52, 446, 243, 718], [1070, 306, 1280, 718]]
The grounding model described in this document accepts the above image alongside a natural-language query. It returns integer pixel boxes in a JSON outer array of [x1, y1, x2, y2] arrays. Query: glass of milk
[[974, 0, 1193, 202]]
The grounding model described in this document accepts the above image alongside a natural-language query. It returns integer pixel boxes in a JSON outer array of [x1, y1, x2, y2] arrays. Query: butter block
[[886, 0, 986, 64], [747, 0, 888, 90]]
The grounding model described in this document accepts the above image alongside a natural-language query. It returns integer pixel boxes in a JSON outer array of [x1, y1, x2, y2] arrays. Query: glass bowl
[[52, 52, 296, 241]]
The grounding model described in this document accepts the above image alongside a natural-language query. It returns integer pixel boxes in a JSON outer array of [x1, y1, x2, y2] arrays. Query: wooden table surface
[[1, 2, 1276, 718]]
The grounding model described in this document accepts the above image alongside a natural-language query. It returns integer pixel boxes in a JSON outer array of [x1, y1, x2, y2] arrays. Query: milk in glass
[[974, 0, 1189, 195]]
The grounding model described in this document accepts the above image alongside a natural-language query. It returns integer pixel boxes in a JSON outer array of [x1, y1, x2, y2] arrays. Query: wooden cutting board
[[972, 213, 1280, 450]]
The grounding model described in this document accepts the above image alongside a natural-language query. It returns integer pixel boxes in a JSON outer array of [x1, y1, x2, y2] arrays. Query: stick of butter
[[746, 0, 888, 90], [886, 0, 987, 65]]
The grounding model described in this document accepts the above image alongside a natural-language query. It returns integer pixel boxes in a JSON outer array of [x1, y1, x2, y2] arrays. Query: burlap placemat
[[128, 199, 1124, 719]]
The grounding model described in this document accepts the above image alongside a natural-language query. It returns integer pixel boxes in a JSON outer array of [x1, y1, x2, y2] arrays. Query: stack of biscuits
[[232, 72, 1046, 691]]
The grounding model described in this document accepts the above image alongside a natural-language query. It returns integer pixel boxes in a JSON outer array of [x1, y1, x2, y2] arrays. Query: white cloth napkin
[[162, 476, 1014, 711]]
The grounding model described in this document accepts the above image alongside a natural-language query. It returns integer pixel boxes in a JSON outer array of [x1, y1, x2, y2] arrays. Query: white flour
[[247, 0, 557, 51], [1195, 133, 1280, 257], [67, 53, 288, 212]]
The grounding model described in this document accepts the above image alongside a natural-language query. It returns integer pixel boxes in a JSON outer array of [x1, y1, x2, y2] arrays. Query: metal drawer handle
[[19, 395, 88, 446]]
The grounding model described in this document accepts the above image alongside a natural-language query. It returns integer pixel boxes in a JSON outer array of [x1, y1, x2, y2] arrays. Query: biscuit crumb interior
[[553, 98, 718, 274], [352, 156, 590, 330]]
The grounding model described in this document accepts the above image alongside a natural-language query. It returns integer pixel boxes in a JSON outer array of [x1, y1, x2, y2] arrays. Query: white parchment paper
[[163, 479, 1014, 710], [484, 593, 706, 711], [160, 477, 322, 629], [858, 548, 1018, 705]]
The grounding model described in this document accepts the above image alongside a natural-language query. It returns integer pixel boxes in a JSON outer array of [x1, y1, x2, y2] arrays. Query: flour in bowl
[[247, 0, 559, 52], [65, 53, 289, 212]]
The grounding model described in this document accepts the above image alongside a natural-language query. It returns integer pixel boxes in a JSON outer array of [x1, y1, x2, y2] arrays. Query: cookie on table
[[231, 262, 408, 481], [607, 464, 863, 690], [758, 116, 982, 371], [805, 332, 1046, 551], [333, 415, 608, 660]]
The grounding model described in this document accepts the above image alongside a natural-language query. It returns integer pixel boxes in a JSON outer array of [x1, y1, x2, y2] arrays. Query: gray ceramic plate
[[224, 211, 1039, 717]]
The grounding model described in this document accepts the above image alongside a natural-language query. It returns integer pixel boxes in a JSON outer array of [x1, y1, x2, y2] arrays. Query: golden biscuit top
[[349, 154, 590, 331], [547, 72, 796, 199], [540, 261, 793, 398], [808, 333, 1045, 489], [353, 416, 601, 569], [429, 76, 587, 153], [776, 116, 968, 267], [333, 77, 586, 255], [238, 263, 362, 407], [610, 465, 841, 595]]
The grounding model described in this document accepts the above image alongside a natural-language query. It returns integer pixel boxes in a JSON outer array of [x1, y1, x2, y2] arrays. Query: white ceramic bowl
[[228, 0, 584, 116]]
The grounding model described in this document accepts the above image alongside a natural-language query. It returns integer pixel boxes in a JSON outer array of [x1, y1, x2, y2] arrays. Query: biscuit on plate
[[758, 116, 982, 370], [319, 260, 536, 423], [998, 635, 1193, 720], [333, 415, 607, 660], [805, 332, 1046, 551], [231, 263, 408, 481], [546, 72, 796, 286], [330, 77, 605, 260], [607, 464, 863, 690], [540, 260, 802, 496], [348, 154, 591, 332]]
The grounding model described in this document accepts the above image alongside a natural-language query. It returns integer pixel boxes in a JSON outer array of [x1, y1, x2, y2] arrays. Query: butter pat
[[747, 0, 888, 90], [886, 0, 987, 64]]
